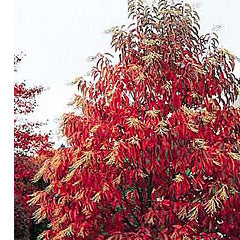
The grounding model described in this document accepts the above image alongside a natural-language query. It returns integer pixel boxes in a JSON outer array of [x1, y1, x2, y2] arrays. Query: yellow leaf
[[155, 120, 169, 135], [91, 192, 101, 203], [174, 174, 184, 183], [126, 117, 144, 129]]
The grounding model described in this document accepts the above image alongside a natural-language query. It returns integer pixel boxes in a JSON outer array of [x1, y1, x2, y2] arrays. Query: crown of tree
[[30, 1, 240, 239]]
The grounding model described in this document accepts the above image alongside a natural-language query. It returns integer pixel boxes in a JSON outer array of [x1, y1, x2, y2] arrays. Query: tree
[[14, 54, 52, 240], [31, 1, 240, 239]]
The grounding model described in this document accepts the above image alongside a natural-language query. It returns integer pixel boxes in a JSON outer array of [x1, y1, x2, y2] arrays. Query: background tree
[[31, 1, 240, 239], [14, 54, 52, 240]]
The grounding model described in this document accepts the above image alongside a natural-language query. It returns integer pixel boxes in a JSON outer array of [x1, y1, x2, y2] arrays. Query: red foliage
[[14, 78, 53, 239], [31, 1, 240, 239], [14, 82, 52, 208]]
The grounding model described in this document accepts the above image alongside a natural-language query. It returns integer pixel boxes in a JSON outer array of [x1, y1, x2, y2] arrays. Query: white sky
[[15, 0, 240, 146]]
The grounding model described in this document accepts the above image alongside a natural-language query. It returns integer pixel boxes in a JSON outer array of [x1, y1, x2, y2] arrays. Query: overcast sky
[[15, 0, 240, 146]]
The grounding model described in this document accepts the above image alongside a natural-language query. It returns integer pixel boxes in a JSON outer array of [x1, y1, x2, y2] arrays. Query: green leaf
[[185, 168, 191, 176]]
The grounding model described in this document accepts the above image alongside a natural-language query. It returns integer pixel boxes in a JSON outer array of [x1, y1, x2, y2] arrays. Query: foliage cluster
[[27, 0, 240, 239], [14, 56, 52, 240]]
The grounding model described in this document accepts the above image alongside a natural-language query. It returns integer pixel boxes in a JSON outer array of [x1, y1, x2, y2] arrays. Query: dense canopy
[[14, 54, 52, 240], [31, 1, 240, 239]]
